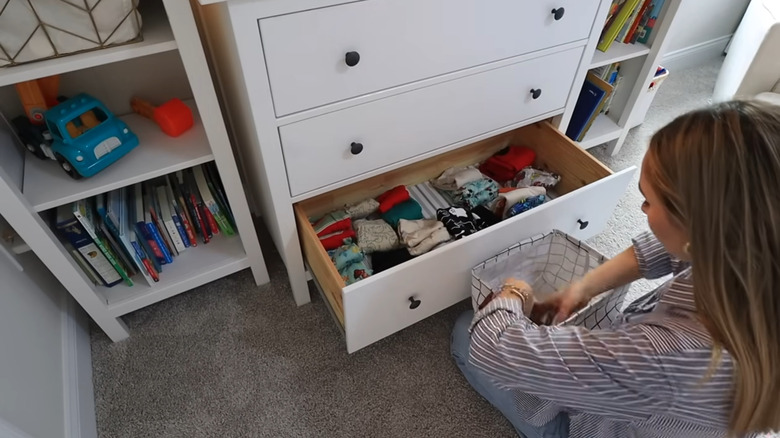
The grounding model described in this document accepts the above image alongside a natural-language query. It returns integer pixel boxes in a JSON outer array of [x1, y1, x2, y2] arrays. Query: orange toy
[[130, 97, 194, 137], [15, 75, 60, 124]]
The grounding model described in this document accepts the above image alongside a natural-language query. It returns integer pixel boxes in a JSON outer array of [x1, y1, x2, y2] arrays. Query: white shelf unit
[[0, 0, 269, 342], [559, 0, 682, 156]]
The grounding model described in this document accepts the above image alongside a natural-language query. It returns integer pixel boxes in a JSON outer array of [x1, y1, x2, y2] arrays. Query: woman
[[451, 100, 780, 438]]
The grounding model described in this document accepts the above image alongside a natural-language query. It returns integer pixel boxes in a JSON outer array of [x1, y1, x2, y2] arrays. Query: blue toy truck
[[12, 93, 139, 179], [44, 93, 139, 179]]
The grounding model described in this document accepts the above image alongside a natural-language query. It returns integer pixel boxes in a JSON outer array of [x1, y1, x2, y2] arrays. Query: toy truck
[[12, 93, 139, 179]]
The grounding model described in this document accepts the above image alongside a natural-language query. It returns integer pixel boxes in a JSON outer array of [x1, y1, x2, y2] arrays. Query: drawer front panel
[[259, 0, 600, 115], [342, 167, 635, 353], [281, 47, 583, 197]]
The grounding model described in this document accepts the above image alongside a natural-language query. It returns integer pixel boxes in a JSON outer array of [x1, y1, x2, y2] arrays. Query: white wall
[[663, 0, 750, 70], [0, 247, 97, 438]]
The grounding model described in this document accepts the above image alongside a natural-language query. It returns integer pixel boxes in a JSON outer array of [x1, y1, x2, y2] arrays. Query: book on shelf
[[96, 191, 140, 278], [167, 175, 197, 248], [65, 243, 102, 286], [625, 0, 652, 43], [185, 169, 217, 240], [164, 178, 193, 249], [170, 172, 201, 246], [566, 72, 614, 141], [73, 199, 133, 287], [55, 205, 123, 287], [141, 183, 174, 264], [124, 185, 159, 283], [616, 1, 643, 43], [602, 74, 624, 115], [148, 181, 178, 257], [133, 182, 166, 269], [598, 0, 642, 52], [636, 0, 666, 44], [204, 162, 236, 230], [156, 183, 188, 253], [193, 166, 234, 236]]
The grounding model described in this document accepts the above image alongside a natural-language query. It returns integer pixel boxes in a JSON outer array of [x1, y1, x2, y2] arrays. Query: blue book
[[131, 183, 163, 273], [55, 204, 122, 287], [143, 190, 174, 265], [566, 77, 609, 141]]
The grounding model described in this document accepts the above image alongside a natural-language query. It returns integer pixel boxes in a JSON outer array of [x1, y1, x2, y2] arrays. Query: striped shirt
[[469, 231, 755, 438]]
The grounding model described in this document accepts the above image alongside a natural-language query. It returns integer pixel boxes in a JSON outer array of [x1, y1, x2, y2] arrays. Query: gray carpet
[[91, 58, 724, 438]]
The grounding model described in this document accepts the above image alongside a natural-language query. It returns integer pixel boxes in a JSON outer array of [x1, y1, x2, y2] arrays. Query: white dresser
[[198, 0, 636, 352]]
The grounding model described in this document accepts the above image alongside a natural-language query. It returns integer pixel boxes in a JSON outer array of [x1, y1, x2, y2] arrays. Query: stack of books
[[597, 0, 666, 52], [53, 163, 236, 288], [566, 68, 619, 142]]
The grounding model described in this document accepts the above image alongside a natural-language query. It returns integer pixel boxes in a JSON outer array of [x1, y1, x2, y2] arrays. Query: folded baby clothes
[[345, 198, 380, 219], [330, 243, 366, 271], [471, 206, 501, 228], [339, 260, 372, 285], [312, 210, 351, 237], [513, 167, 561, 189], [479, 146, 536, 183], [320, 230, 356, 250], [377, 185, 411, 213], [430, 166, 484, 191], [354, 219, 399, 253], [397, 219, 444, 247], [506, 195, 547, 218], [492, 186, 547, 218], [407, 226, 451, 256], [408, 182, 451, 219], [454, 178, 499, 210], [371, 248, 415, 274], [382, 199, 424, 228], [437, 207, 481, 240]]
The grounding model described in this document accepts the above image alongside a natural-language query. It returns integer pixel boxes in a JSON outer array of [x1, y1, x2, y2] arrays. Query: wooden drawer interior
[[294, 121, 613, 327]]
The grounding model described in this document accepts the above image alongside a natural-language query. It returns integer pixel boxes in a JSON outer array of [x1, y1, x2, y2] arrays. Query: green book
[[73, 199, 133, 287], [597, 0, 642, 52], [193, 166, 235, 236]]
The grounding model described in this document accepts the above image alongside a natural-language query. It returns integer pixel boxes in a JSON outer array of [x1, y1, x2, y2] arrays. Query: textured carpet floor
[[92, 58, 726, 438]]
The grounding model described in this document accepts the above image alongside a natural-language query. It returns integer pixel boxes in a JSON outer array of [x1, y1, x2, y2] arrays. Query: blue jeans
[[451, 310, 570, 438]]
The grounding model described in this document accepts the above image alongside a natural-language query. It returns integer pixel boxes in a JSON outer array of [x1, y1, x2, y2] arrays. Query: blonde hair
[[645, 100, 780, 435]]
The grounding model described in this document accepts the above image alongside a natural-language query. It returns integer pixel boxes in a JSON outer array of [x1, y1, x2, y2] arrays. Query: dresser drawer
[[281, 47, 583, 198], [294, 122, 635, 353], [259, 0, 600, 116]]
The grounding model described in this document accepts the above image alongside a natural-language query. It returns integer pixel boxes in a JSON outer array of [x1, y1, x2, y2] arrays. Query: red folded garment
[[377, 185, 410, 213], [320, 229, 356, 251], [479, 146, 536, 183], [316, 217, 352, 238]]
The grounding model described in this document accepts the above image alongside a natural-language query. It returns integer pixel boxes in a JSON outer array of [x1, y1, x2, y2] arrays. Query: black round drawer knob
[[345, 51, 361, 67], [408, 297, 421, 310], [577, 219, 589, 230], [350, 142, 364, 155], [552, 7, 565, 20], [530, 89, 542, 99]]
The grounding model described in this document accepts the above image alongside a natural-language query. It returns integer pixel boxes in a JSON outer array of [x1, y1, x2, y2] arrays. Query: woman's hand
[[496, 279, 535, 316], [530, 282, 590, 325]]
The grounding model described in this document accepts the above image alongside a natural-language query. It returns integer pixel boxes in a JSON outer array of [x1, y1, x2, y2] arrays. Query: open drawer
[[294, 122, 636, 353]]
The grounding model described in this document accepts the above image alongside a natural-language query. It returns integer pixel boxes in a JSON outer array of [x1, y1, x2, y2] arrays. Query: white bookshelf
[[590, 42, 650, 68], [0, 0, 269, 342], [102, 233, 248, 316], [580, 113, 622, 149], [560, 0, 682, 156]]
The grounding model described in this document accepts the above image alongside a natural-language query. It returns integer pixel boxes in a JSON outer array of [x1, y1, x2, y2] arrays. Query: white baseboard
[[62, 296, 98, 438], [661, 35, 732, 72]]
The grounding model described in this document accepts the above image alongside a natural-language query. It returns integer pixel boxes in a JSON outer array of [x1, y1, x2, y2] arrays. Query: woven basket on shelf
[[0, 0, 143, 68]]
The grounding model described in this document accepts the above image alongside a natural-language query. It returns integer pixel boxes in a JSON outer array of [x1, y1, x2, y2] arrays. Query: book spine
[[148, 186, 177, 257], [130, 239, 159, 282], [194, 166, 234, 235], [189, 192, 210, 243], [156, 186, 187, 253], [56, 217, 121, 287], [136, 221, 166, 265], [170, 175, 198, 247], [74, 201, 133, 287], [147, 220, 173, 264]]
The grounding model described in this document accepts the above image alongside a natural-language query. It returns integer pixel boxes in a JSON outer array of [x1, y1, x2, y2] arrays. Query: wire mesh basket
[[0, 0, 143, 68], [471, 230, 630, 329]]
